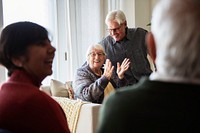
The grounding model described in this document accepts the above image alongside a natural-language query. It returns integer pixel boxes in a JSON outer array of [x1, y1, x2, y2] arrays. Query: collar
[[8, 70, 42, 88]]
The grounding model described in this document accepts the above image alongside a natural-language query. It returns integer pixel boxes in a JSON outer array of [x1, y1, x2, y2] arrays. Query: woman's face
[[21, 39, 56, 81], [88, 48, 106, 70]]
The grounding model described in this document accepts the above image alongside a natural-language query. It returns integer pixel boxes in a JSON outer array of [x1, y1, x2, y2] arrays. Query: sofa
[[40, 79, 101, 133]]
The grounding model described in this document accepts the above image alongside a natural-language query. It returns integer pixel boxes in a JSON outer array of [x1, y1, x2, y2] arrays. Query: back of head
[[0, 21, 49, 76], [105, 10, 126, 25], [152, 0, 200, 80]]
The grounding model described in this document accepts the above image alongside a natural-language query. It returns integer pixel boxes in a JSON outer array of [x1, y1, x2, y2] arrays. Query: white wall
[[135, 0, 151, 31], [135, 0, 159, 31]]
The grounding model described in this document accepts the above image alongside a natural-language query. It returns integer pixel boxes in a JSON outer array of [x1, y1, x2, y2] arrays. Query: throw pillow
[[104, 82, 115, 98], [65, 81, 74, 99], [50, 79, 69, 97]]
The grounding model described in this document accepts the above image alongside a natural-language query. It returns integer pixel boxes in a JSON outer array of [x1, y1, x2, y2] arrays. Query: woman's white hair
[[152, 0, 200, 79], [105, 10, 126, 25], [86, 44, 106, 63]]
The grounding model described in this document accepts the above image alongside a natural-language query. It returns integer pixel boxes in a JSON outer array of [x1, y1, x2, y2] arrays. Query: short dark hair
[[0, 21, 49, 76]]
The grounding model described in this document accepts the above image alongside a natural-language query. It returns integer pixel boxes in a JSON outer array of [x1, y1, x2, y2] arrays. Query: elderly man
[[100, 10, 152, 86]]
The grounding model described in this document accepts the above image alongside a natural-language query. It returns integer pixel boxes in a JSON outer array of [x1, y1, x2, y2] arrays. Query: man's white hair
[[152, 0, 200, 79], [105, 10, 126, 25]]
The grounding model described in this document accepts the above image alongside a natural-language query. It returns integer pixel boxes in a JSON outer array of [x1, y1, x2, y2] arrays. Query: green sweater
[[97, 77, 200, 133]]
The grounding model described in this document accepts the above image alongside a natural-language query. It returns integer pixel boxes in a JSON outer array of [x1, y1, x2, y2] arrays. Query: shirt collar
[[9, 70, 42, 88]]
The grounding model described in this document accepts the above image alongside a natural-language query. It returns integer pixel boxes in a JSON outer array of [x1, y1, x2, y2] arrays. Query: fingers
[[104, 59, 111, 70], [103, 59, 114, 80], [110, 65, 114, 72], [116, 58, 130, 79], [121, 58, 130, 70], [117, 62, 120, 69], [122, 58, 130, 66]]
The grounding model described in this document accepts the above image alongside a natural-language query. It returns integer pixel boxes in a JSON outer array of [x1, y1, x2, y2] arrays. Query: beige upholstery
[[40, 85, 101, 133], [76, 103, 100, 133]]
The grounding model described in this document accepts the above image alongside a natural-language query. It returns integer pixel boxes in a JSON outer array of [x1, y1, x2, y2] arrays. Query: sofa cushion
[[39, 86, 51, 96], [65, 81, 74, 99], [50, 79, 69, 97]]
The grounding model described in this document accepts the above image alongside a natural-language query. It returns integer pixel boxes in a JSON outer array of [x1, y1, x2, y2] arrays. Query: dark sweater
[[97, 77, 200, 133]]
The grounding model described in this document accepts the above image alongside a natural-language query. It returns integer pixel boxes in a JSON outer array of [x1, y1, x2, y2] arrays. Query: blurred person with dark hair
[[0, 21, 70, 133]]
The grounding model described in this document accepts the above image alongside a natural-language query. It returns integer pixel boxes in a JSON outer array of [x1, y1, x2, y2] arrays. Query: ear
[[11, 57, 25, 68], [124, 21, 127, 27], [146, 32, 156, 63]]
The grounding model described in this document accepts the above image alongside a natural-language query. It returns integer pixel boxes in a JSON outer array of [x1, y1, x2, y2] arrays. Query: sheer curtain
[[0, 0, 5, 84], [57, 0, 105, 82], [60, 0, 136, 82], [0, 0, 137, 84], [1, 0, 57, 85]]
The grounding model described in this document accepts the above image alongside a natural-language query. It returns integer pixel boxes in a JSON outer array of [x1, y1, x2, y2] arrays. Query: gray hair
[[152, 0, 200, 79], [86, 44, 106, 63], [105, 10, 126, 25]]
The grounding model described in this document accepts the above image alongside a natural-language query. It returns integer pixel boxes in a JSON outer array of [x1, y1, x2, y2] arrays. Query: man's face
[[106, 20, 126, 41]]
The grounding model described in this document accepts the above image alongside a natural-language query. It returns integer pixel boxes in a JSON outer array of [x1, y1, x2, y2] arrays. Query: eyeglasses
[[106, 25, 122, 33], [89, 52, 105, 57]]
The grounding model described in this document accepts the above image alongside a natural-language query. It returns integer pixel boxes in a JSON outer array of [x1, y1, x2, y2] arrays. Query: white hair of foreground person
[[151, 0, 200, 81]]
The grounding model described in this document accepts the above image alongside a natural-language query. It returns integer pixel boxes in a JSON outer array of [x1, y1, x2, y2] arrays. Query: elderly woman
[[73, 44, 130, 103], [0, 22, 70, 133]]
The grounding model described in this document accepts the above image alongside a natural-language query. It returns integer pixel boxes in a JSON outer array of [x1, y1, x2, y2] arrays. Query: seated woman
[[0, 22, 70, 133], [73, 44, 130, 103]]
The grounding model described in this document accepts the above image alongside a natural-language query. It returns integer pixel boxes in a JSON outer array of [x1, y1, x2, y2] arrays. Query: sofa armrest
[[76, 103, 101, 133]]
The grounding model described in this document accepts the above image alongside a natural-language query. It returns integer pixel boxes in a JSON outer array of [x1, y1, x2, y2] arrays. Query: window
[[0, 0, 142, 85], [2, 0, 57, 85]]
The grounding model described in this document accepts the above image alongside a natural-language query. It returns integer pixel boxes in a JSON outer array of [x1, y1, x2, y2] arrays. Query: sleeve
[[73, 68, 109, 103], [111, 76, 128, 89], [137, 28, 148, 55]]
